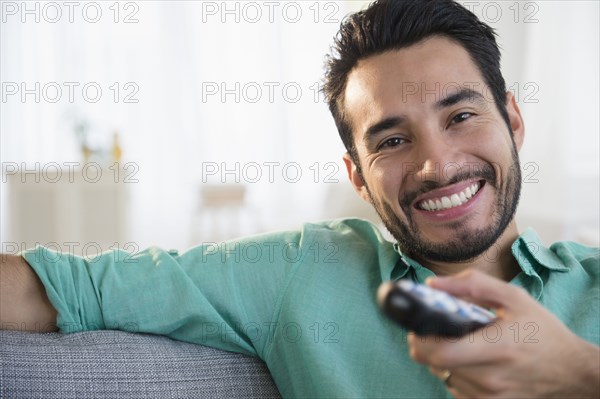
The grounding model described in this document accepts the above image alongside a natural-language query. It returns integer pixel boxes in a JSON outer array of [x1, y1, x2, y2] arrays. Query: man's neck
[[414, 222, 522, 282]]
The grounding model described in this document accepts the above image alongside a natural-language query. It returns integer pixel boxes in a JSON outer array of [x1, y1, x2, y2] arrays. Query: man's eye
[[451, 112, 474, 124], [378, 137, 406, 150]]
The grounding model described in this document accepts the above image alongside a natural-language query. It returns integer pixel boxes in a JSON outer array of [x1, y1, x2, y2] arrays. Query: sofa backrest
[[1, 330, 281, 399]]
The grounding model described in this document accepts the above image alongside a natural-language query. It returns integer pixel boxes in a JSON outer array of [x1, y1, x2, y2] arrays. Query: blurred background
[[1, 1, 598, 255]]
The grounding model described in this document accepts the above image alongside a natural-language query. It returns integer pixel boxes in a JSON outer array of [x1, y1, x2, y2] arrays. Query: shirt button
[[168, 249, 179, 256]]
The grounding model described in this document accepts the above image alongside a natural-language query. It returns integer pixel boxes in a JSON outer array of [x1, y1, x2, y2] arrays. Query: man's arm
[[2, 232, 304, 354], [0, 254, 57, 332]]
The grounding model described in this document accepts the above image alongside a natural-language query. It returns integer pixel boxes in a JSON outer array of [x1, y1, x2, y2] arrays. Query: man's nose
[[411, 132, 463, 184]]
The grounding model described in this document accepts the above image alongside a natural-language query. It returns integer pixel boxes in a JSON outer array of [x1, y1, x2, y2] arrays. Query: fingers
[[408, 325, 514, 367], [429, 365, 509, 399], [408, 271, 546, 368], [406, 270, 531, 368], [426, 269, 528, 312]]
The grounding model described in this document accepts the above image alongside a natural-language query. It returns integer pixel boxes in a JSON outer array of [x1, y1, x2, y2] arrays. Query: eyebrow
[[363, 88, 487, 142], [434, 88, 486, 110], [364, 116, 406, 141]]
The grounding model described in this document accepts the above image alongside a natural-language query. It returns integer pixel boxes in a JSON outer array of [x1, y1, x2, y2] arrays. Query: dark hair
[[323, 0, 510, 162]]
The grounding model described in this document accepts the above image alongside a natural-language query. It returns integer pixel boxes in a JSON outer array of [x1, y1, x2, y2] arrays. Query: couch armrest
[[1, 330, 281, 399]]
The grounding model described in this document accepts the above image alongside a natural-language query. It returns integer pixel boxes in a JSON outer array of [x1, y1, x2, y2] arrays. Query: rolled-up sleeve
[[21, 228, 309, 357]]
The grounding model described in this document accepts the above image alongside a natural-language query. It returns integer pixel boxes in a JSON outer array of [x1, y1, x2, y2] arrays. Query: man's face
[[343, 36, 525, 263]]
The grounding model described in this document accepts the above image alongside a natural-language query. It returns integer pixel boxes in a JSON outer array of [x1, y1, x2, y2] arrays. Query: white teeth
[[471, 183, 479, 195], [450, 194, 461, 207], [418, 182, 482, 212], [441, 197, 452, 209]]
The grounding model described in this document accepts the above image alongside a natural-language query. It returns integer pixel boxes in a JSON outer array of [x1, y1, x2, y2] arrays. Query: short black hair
[[323, 0, 510, 162]]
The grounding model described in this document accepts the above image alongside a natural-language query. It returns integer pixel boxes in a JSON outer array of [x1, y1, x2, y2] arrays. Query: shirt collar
[[390, 243, 435, 283], [511, 228, 570, 272], [388, 228, 569, 284]]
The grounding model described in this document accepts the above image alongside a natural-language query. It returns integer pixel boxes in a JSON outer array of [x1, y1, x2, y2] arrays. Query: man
[[1, 0, 598, 398]]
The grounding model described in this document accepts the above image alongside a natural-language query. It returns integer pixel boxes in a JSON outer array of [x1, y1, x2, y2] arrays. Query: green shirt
[[22, 218, 600, 399]]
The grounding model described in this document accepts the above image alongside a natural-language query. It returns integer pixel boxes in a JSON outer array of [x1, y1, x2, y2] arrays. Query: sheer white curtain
[[1, 1, 350, 249], [484, 1, 600, 245]]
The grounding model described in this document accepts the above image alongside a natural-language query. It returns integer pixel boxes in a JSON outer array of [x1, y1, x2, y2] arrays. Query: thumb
[[426, 269, 527, 312]]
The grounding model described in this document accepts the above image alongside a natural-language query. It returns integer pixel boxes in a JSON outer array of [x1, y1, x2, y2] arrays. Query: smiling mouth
[[416, 181, 484, 212]]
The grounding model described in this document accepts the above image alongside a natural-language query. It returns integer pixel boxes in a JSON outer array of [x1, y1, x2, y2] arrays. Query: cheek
[[469, 119, 513, 148], [463, 123, 515, 162], [369, 158, 404, 200]]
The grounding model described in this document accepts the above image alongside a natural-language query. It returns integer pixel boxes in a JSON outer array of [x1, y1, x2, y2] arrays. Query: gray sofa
[[0, 330, 281, 398]]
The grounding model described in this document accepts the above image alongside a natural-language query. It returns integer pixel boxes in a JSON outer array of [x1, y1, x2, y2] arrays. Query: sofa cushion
[[0, 330, 281, 399]]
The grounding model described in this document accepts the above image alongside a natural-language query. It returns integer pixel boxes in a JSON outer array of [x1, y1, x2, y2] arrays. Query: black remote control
[[377, 279, 495, 337]]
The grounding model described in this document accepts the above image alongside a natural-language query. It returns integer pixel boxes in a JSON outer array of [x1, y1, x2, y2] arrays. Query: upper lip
[[411, 179, 483, 208]]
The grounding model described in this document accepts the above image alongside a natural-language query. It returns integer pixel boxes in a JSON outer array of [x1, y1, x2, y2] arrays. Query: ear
[[505, 91, 525, 151], [343, 152, 371, 203]]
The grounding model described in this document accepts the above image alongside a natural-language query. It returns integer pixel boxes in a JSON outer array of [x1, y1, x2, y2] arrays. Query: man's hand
[[407, 270, 600, 399], [0, 254, 58, 332]]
